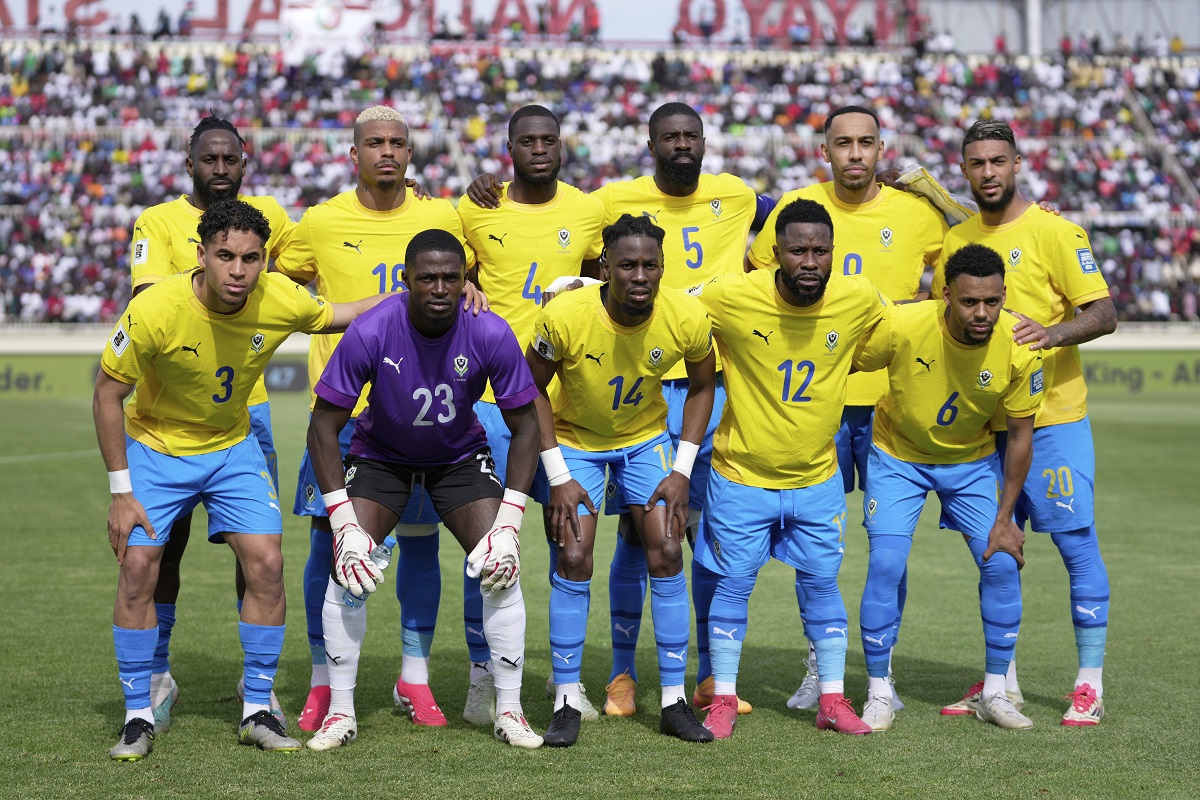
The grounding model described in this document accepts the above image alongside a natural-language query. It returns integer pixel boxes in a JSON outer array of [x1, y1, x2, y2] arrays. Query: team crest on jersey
[[109, 323, 130, 356], [710, 199, 723, 218], [454, 354, 469, 378], [344, 465, 357, 485], [250, 332, 265, 354], [1008, 248, 1022, 269], [133, 238, 149, 265], [557, 227, 571, 250], [825, 330, 840, 354], [880, 227, 894, 248], [977, 369, 994, 389], [305, 483, 316, 504], [649, 347, 664, 366], [866, 498, 878, 522]]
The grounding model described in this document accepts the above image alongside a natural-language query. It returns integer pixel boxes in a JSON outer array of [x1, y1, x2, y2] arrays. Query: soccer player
[[693, 198, 887, 740], [126, 114, 296, 731], [275, 106, 480, 732], [526, 214, 717, 747], [854, 243, 1044, 730], [934, 120, 1117, 726], [303, 229, 544, 751], [457, 104, 607, 722], [747, 106, 949, 711], [96, 200, 383, 761]]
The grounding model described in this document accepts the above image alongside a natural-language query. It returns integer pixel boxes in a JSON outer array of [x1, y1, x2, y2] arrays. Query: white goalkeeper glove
[[324, 489, 383, 598], [467, 489, 526, 593]]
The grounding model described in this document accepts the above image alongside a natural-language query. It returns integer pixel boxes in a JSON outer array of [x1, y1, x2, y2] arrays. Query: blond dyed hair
[[354, 106, 408, 144]]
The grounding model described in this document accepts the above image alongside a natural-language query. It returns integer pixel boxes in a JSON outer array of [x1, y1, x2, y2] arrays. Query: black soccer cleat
[[660, 699, 715, 743], [542, 702, 582, 747]]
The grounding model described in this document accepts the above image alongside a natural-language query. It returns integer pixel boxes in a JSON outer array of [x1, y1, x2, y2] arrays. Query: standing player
[[275, 106, 480, 732], [96, 200, 383, 760], [693, 198, 887, 740], [458, 104, 607, 722], [934, 120, 1117, 726], [127, 114, 294, 731], [854, 244, 1043, 730], [304, 230, 544, 751], [747, 106, 948, 711], [526, 215, 716, 747]]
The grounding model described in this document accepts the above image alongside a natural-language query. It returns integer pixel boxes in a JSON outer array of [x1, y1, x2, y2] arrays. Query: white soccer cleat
[[888, 674, 905, 711], [306, 713, 357, 751], [861, 693, 895, 732], [494, 710, 543, 749], [976, 693, 1034, 730], [942, 681, 1023, 716], [1061, 683, 1105, 727], [151, 675, 180, 734], [463, 672, 496, 725], [786, 656, 820, 710]]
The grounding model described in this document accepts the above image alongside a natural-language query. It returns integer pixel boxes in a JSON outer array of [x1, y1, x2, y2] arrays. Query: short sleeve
[[1003, 350, 1045, 420], [531, 302, 567, 362], [1045, 223, 1111, 307], [274, 209, 318, 284], [100, 295, 155, 384], [293, 282, 336, 333], [313, 321, 373, 409], [746, 201, 782, 269], [682, 299, 714, 363], [264, 202, 298, 261], [695, 275, 729, 337], [487, 322, 539, 409], [129, 209, 174, 288], [852, 304, 894, 373]]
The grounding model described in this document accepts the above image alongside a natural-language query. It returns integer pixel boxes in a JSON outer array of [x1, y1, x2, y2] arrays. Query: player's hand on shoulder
[[644, 472, 690, 540], [108, 493, 156, 565], [548, 480, 595, 545], [542, 276, 599, 306], [877, 167, 903, 190], [1036, 200, 1061, 216], [466, 174, 504, 209], [462, 280, 490, 314], [1009, 311, 1053, 351], [333, 522, 383, 598], [983, 518, 1026, 569], [406, 177, 429, 200]]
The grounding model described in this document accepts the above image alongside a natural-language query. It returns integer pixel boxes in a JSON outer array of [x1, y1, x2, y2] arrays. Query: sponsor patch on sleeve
[[533, 333, 557, 360], [1076, 248, 1098, 274], [1030, 367, 1044, 396], [133, 239, 149, 265], [110, 323, 130, 356]]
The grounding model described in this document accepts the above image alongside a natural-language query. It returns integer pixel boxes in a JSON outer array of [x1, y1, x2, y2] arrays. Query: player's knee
[[979, 550, 1020, 582], [555, 546, 594, 581], [118, 549, 162, 604], [713, 573, 756, 605], [241, 545, 285, 594], [644, 538, 683, 577]]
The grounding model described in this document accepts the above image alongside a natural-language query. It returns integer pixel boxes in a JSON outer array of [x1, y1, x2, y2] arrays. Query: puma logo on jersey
[[1075, 604, 1101, 619], [584, 352, 604, 366], [187, 237, 200, 244], [641, 211, 659, 223], [126, 314, 136, 328], [916, 357, 935, 371], [343, 240, 362, 253], [613, 622, 634, 638], [180, 342, 201, 357], [712, 626, 738, 640], [383, 356, 403, 373], [1056, 499, 1075, 513], [752, 329, 772, 345], [488, 233, 508, 247]]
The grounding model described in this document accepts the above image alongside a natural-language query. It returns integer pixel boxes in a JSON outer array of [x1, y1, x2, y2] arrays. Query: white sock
[[982, 672, 1007, 700], [401, 653, 430, 684], [713, 679, 737, 697], [242, 701, 270, 720], [322, 577, 365, 718], [555, 682, 580, 712], [482, 581, 526, 715], [1076, 667, 1103, 697], [126, 707, 152, 725], [867, 676, 891, 698], [817, 680, 844, 696], [661, 684, 685, 708], [310, 663, 328, 687], [470, 662, 491, 682], [1005, 656, 1020, 692]]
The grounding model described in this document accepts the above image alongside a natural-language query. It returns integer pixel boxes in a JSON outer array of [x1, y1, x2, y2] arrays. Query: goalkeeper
[[305, 229, 544, 751]]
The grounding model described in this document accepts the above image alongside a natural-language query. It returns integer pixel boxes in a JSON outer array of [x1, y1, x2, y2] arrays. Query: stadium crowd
[[1, 38, 1198, 323]]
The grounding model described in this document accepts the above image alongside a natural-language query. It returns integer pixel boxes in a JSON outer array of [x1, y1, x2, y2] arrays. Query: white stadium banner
[[281, 0, 380, 63]]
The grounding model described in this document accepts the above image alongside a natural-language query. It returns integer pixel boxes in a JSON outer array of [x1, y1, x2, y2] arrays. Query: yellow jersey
[[854, 300, 1045, 464], [129, 193, 297, 406], [932, 205, 1110, 429], [101, 270, 333, 456], [699, 270, 888, 489], [458, 181, 605, 402], [748, 183, 947, 407], [274, 189, 475, 415], [532, 283, 712, 451], [591, 173, 756, 379]]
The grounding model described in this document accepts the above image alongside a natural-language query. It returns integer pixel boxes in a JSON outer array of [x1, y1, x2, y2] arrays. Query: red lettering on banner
[[545, 0, 589, 36], [490, 0, 535, 35], [64, 0, 106, 27], [242, 0, 281, 30], [378, 0, 419, 31], [190, 0, 228, 30], [676, 0, 726, 37]]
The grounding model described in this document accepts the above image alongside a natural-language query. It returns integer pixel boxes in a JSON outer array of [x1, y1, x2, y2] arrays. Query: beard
[[619, 300, 654, 318], [971, 180, 1016, 213], [413, 302, 457, 334], [514, 160, 560, 186], [961, 322, 995, 344], [193, 175, 242, 207], [778, 268, 831, 306], [657, 152, 703, 186]]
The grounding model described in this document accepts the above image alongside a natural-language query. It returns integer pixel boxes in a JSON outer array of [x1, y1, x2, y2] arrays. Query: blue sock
[[860, 536, 911, 678], [462, 560, 491, 663], [649, 572, 689, 687], [691, 560, 719, 682], [798, 571, 849, 684], [548, 574, 590, 684], [152, 603, 176, 674], [395, 534, 440, 657], [708, 574, 755, 685], [966, 537, 1022, 675], [1052, 525, 1110, 669], [895, 565, 908, 648], [114, 625, 157, 710], [609, 536, 647, 682], [304, 526, 333, 664], [239, 622, 285, 707]]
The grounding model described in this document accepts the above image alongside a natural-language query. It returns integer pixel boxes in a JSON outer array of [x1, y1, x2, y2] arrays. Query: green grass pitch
[[1, 350, 1197, 799]]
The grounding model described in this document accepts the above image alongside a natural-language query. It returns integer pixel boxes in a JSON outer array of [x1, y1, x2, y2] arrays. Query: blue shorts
[[693, 470, 847, 578], [604, 375, 726, 514], [997, 417, 1096, 533], [862, 446, 1002, 541], [836, 405, 873, 493], [293, 416, 439, 525], [562, 431, 673, 516], [474, 400, 549, 506], [126, 435, 282, 546], [248, 401, 278, 490]]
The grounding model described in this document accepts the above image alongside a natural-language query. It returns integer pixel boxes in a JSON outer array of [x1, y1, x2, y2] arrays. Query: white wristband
[[494, 488, 528, 530], [672, 441, 700, 480], [540, 447, 572, 487], [322, 489, 358, 531], [108, 469, 132, 494], [544, 275, 602, 294]]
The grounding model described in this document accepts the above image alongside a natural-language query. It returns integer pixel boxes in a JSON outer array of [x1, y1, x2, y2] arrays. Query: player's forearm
[[532, 392, 560, 451], [997, 420, 1035, 520], [680, 352, 716, 445], [501, 403, 540, 494], [1046, 297, 1117, 349], [326, 294, 389, 332], [307, 406, 353, 494], [93, 374, 134, 474]]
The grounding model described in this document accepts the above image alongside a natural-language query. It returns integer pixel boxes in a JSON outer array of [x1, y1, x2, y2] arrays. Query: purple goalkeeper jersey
[[315, 294, 538, 467]]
